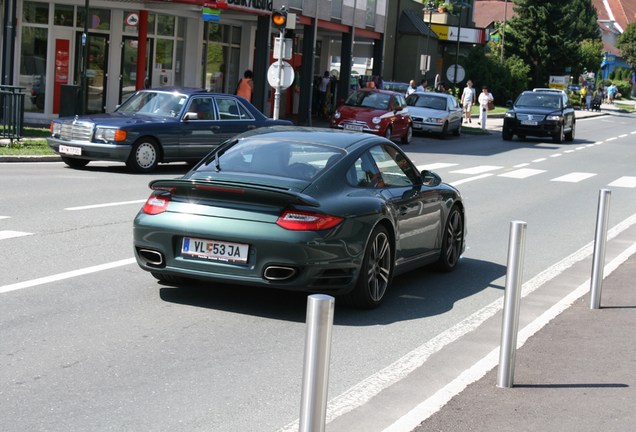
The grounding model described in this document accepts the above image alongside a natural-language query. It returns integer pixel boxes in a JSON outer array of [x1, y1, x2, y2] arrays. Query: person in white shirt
[[405, 80, 417, 97], [477, 86, 494, 130], [416, 79, 427, 92], [461, 80, 476, 124]]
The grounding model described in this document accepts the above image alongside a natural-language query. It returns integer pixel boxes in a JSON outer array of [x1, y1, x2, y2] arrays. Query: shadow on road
[[158, 257, 506, 326]]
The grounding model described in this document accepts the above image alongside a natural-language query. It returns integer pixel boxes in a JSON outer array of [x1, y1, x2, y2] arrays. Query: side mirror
[[421, 169, 442, 186], [506, 100, 513, 108], [183, 112, 198, 121]]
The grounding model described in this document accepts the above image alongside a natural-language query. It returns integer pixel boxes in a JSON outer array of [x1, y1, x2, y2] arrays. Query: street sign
[[446, 64, 465, 83], [273, 38, 293, 60], [267, 61, 294, 90]]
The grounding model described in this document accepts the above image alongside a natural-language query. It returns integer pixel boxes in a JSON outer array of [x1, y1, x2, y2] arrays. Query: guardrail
[[0, 85, 26, 143]]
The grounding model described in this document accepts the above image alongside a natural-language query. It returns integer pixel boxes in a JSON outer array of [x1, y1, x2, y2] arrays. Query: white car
[[406, 91, 463, 138]]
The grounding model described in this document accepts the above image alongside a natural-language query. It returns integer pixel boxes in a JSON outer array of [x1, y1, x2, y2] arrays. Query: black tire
[[552, 124, 564, 143], [346, 225, 393, 309], [502, 127, 513, 141], [61, 156, 90, 169], [439, 121, 449, 139], [436, 205, 464, 272], [400, 125, 412, 144], [384, 126, 393, 141], [453, 121, 462, 136], [127, 138, 160, 173], [565, 122, 575, 141]]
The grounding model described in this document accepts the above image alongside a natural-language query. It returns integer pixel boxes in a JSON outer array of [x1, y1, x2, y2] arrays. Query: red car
[[330, 88, 413, 144]]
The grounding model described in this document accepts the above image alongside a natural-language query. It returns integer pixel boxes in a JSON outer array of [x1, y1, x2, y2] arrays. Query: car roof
[[532, 88, 567, 94], [412, 91, 448, 97], [355, 88, 402, 96], [234, 125, 387, 150]]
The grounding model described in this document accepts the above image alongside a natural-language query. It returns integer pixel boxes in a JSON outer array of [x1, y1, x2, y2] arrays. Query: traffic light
[[271, 8, 287, 31]]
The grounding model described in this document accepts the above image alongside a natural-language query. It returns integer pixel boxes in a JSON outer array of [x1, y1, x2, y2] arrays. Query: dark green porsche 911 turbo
[[133, 126, 466, 308]]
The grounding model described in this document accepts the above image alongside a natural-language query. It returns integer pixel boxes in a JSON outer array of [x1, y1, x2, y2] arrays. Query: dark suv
[[502, 90, 575, 143]]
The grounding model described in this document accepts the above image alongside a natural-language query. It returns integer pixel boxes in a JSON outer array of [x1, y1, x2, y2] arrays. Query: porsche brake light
[[276, 210, 343, 231], [143, 191, 171, 215]]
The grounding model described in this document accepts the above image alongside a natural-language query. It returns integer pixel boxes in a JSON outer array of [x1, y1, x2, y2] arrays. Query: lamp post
[[422, 1, 437, 81], [451, 1, 471, 93], [501, 0, 508, 62]]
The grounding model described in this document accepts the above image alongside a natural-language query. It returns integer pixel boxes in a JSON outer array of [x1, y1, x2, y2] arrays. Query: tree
[[580, 38, 604, 76], [617, 22, 636, 69], [504, 0, 599, 87]]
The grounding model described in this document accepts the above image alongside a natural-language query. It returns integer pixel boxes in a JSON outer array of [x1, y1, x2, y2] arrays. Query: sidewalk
[[410, 251, 636, 432]]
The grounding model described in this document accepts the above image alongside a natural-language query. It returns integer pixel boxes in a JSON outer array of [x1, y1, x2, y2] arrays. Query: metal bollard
[[590, 189, 612, 309], [497, 221, 527, 388], [299, 294, 335, 432]]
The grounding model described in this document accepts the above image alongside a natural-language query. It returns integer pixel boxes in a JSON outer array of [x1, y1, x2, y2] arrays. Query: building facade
[[1, 0, 387, 126]]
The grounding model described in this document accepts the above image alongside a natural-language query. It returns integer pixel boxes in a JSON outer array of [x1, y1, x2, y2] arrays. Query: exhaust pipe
[[138, 249, 164, 267], [264, 266, 297, 281]]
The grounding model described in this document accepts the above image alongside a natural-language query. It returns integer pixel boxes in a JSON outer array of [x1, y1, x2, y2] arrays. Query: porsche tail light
[[276, 210, 343, 231], [143, 191, 171, 215]]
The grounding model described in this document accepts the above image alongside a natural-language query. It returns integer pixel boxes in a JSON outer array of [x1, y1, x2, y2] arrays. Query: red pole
[[136, 10, 148, 90]]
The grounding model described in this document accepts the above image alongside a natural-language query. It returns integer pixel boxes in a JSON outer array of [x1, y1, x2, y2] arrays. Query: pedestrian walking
[[585, 85, 593, 110], [416, 79, 428, 92], [477, 86, 494, 130], [461, 80, 476, 123], [235, 69, 254, 102], [317, 71, 331, 118]]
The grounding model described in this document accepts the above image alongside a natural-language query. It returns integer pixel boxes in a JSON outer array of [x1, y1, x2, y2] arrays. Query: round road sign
[[267, 61, 294, 90]]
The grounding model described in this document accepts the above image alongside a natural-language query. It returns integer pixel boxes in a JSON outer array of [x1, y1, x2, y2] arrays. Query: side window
[[186, 97, 215, 120], [346, 152, 383, 188], [370, 145, 416, 187], [217, 97, 254, 120]]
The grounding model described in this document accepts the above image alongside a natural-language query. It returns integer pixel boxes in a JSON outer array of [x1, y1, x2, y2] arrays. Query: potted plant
[[436, 1, 454, 13]]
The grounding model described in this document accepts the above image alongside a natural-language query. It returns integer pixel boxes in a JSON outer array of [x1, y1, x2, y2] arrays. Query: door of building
[[120, 36, 154, 104], [75, 33, 109, 114]]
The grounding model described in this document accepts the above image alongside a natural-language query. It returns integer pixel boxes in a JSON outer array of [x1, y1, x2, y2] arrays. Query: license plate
[[59, 144, 82, 156], [521, 120, 538, 126], [181, 237, 249, 264], [344, 124, 364, 132]]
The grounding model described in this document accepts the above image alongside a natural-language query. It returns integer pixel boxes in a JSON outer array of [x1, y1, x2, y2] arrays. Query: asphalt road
[[1, 111, 635, 431]]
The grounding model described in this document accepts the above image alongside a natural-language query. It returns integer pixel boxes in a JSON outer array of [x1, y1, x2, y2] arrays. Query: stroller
[[591, 96, 602, 112]]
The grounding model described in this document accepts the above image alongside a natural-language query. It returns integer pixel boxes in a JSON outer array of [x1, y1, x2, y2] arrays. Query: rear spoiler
[[148, 178, 321, 208]]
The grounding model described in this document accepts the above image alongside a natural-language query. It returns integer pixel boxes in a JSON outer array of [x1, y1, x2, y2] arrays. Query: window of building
[[54, 5, 74, 27], [23, 1, 49, 24], [76, 7, 111, 30], [331, 0, 342, 19], [202, 23, 241, 93], [366, 0, 376, 27], [20, 26, 48, 113]]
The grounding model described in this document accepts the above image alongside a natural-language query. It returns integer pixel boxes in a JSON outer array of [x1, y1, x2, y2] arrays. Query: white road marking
[[532, 158, 547, 163], [0, 258, 136, 294], [418, 163, 458, 171], [65, 199, 146, 211], [449, 173, 493, 186], [0, 230, 32, 240], [549, 153, 563, 158], [606, 137, 617, 141], [382, 238, 636, 432], [608, 176, 636, 188], [513, 163, 530, 168], [277, 212, 636, 432], [0, 216, 10, 220], [550, 172, 597, 183], [619, 134, 628, 138], [451, 165, 503, 175], [498, 168, 546, 179]]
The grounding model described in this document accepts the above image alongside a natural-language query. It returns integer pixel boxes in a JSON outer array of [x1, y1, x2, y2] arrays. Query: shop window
[[23, 1, 49, 24], [157, 15, 175, 36], [54, 5, 74, 26], [156, 39, 174, 70], [76, 7, 111, 30], [177, 17, 186, 38], [20, 27, 48, 113]]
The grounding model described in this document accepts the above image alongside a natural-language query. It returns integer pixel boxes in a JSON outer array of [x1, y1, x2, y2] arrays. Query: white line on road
[[277, 212, 636, 432], [450, 165, 503, 175], [550, 172, 597, 183], [65, 200, 146, 211], [449, 173, 493, 186], [608, 176, 636, 188], [0, 230, 33, 240], [0, 258, 136, 294], [498, 168, 546, 179]]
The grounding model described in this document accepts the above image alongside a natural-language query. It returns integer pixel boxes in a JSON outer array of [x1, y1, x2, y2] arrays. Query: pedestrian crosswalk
[[417, 163, 636, 188]]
